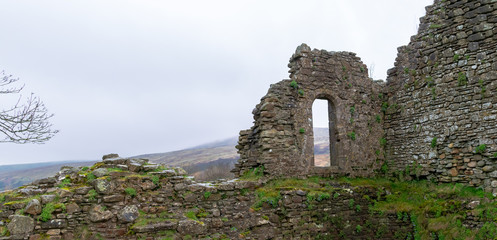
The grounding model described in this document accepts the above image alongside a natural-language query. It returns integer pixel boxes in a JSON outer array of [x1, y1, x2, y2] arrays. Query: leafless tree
[[0, 70, 58, 143]]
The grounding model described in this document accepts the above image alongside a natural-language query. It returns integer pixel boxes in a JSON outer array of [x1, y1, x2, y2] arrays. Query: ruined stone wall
[[233, 44, 384, 178], [0, 157, 412, 240], [385, 0, 497, 192]]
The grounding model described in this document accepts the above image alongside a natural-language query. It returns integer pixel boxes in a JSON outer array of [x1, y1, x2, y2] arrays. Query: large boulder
[[40, 195, 56, 204], [118, 205, 139, 223], [24, 199, 42, 215], [66, 203, 81, 214], [89, 205, 114, 222], [93, 179, 113, 194], [41, 219, 67, 229], [7, 215, 34, 236], [177, 220, 206, 236], [92, 168, 109, 178], [102, 153, 119, 160], [18, 186, 44, 196]]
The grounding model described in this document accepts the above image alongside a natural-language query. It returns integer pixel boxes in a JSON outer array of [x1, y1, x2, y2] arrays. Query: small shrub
[[316, 192, 330, 201], [381, 102, 389, 113], [86, 173, 96, 182], [290, 80, 298, 89], [0, 226, 8, 237], [349, 199, 355, 209], [88, 190, 98, 201], [54, 203, 66, 212], [350, 106, 355, 115], [431, 137, 437, 148], [125, 188, 137, 197], [151, 175, 160, 185], [493, 153, 497, 158], [347, 132, 356, 141], [299, 128, 305, 134], [57, 178, 71, 188], [298, 89, 304, 96], [82, 166, 89, 171], [355, 205, 361, 212], [375, 115, 381, 123], [380, 161, 389, 174], [203, 191, 212, 200], [453, 54, 460, 62], [379, 138, 387, 147], [458, 72, 467, 86], [356, 224, 362, 233], [475, 144, 487, 154], [239, 188, 249, 196], [240, 166, 265, 180], [333, 193, 339, 199], [39, 203, 55, 222], [185, 211, 198, 221]]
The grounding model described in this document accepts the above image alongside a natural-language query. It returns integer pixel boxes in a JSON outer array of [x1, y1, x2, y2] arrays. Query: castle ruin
[[2, 0, 497, 239], [234, 0, 497, 194]]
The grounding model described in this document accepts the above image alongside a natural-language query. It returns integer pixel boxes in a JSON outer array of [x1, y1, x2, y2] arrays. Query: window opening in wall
[[312, 99, 332, 167]]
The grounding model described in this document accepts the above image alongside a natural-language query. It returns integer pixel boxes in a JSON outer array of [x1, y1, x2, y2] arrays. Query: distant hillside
[[132, 137, 239, 181], [0, 161, 96, 191], [0, 129, 331, 190]]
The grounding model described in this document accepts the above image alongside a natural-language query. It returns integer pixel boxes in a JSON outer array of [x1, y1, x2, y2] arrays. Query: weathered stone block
[[118, 205, 139, 223], [7, 215, 34, 236], [24, 199, 42, 215]]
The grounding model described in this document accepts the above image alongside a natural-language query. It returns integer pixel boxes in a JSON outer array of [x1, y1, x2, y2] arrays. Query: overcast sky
[[0, 0, 433, 165]]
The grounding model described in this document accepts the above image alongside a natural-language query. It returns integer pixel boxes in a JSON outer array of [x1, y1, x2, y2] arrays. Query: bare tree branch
[[0, 70, 58, 144]]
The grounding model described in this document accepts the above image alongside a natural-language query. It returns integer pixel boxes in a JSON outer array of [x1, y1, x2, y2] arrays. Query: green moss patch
[[339, 177, 497, 239]]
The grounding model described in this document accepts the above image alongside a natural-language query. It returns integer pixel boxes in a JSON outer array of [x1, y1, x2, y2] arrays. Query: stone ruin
[[232, 46, 384, 178], [2, 0, 497, 239], [0, 154, 414, 239], [235, 0, 497, 194], [385, 0, 497, 194]]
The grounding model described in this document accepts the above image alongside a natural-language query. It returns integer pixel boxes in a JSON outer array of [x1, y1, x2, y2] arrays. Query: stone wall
[[233, 44, 384, 179], [0, 156, 412, 240], [384, 0, 497, 192]]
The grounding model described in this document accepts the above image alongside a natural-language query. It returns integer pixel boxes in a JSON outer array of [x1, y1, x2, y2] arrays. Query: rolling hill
[[0, 128, 331, 190], [0, 161, 97, 191]]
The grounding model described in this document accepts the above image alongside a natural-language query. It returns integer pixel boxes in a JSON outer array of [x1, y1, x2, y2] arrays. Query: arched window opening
[[312, 98, 337, 167]]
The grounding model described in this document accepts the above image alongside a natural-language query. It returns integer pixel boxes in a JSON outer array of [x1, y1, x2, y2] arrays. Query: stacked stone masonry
[[385, 0, 497, 193], [3, 0, 497, 239], [0, 156, 412, 239], [233, 44, 384, 179]]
